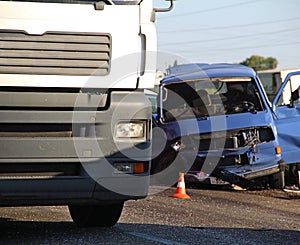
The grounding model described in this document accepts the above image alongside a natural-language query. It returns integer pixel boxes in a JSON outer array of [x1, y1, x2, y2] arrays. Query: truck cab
[[0, 0, 173, 227]]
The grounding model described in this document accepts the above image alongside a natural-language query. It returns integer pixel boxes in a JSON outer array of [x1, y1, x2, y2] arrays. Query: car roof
[[161, 63, 257, 85]]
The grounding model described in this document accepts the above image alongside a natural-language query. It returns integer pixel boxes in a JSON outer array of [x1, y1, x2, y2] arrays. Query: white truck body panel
[[0, 1, 156, 88]]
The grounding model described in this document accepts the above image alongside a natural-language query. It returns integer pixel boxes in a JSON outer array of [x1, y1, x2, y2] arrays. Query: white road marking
[[128, 232, 186, 245]]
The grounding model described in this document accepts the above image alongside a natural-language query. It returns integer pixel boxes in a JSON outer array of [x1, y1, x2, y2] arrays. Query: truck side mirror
[[153, 0, 174, 12]]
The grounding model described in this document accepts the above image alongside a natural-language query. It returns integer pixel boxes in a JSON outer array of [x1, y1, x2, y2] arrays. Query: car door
[[272, 71, 300, 164]]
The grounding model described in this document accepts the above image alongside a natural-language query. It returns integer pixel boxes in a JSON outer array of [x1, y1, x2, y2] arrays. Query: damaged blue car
[[151, 63, 300, 189]]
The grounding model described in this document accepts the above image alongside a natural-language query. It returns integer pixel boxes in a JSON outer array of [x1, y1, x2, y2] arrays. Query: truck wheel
[[68, 203, 124, 227]]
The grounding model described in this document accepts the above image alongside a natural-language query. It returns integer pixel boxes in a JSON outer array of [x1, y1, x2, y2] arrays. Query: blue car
[[151, 63, 300, 189]]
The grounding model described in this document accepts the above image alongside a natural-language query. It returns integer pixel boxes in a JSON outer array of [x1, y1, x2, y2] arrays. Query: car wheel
[[270, 169, 285, 189], [68, 203, 124, 227], [151, 150, 177, 175]]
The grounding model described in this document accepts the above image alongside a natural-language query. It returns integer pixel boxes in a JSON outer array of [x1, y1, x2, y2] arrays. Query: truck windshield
[[0, 0, 142, 4], [162, 78, 264, 122]]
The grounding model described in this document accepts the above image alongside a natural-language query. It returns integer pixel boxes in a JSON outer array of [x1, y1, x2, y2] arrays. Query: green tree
[[240, 55, 278, 71]]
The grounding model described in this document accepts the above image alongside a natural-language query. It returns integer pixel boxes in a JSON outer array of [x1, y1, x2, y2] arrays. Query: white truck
[[0, 0, 173, 227]]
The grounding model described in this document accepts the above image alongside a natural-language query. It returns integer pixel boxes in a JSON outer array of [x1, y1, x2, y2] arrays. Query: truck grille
[[0, 30, 111, 76]]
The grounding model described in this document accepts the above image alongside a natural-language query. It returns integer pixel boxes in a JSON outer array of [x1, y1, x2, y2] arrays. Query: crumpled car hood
[[162, 111, 272, 141]]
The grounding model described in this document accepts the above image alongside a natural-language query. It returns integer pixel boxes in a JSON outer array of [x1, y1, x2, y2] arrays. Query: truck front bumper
[[0, 90, 151, 206]]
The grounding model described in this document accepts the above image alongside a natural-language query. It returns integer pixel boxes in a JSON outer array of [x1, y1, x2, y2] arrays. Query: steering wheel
[[227, 101, 256, 113], [236, 101, 256, 112]]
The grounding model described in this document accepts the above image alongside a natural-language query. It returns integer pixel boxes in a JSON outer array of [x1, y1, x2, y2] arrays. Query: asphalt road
[[0, 187, 299, 244]]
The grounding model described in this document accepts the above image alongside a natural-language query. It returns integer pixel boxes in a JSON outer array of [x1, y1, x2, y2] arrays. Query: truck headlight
[[115, 122, 145, 138]]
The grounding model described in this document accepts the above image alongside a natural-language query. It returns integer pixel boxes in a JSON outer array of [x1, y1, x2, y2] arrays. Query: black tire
[[270, 169, 285, 189], [68, 203, 124, 227], [151, 149, 177, 175]]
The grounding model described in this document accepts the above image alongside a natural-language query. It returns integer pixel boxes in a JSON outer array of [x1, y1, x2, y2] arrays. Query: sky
[[154, 0, 300, 71]]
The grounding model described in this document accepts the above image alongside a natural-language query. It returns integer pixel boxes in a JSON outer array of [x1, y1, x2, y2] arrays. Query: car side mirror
[[288, 87, 300, 108], [291, 87, 300, 102]]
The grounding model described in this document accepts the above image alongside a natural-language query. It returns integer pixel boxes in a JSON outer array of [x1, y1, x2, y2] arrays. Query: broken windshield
[[161, 77, 264, 122]]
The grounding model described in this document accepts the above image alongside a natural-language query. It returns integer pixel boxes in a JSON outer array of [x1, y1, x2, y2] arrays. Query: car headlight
[[115, 122, 145, 138]]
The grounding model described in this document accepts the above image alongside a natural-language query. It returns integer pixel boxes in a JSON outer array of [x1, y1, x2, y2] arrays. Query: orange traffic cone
[[172, 172, 191, 199]]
